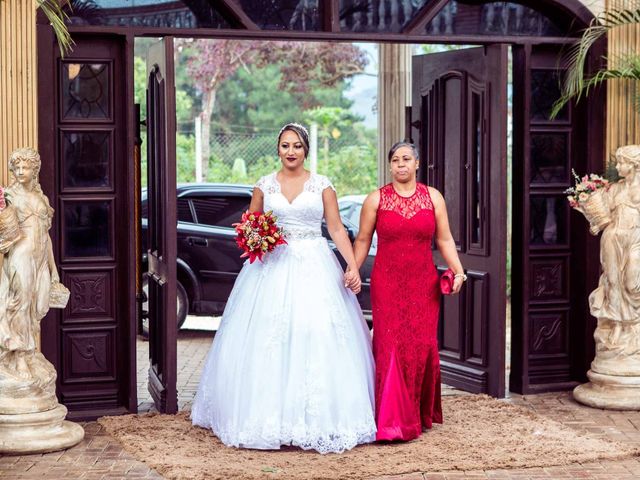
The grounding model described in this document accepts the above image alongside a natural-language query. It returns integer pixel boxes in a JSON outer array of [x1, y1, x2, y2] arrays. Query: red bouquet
[[233, 210, 287, 263]]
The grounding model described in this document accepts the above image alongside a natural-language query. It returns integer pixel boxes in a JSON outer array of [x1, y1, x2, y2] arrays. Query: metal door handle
[[187, 236, 208, 246]]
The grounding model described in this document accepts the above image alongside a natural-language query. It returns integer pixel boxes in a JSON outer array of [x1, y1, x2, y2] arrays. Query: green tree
[[134, 43, 195, 186], [305, 107, 361, 164], [182, 39, 367, 178], [320, 143, 378, 195], [213, 64, 355, 132]]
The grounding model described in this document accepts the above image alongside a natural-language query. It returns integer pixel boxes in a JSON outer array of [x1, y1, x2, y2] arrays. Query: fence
[[173, 128, 379, 196]]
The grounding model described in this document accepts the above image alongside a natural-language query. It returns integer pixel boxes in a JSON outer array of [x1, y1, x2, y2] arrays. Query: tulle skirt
[[191, 237, 377, 453]]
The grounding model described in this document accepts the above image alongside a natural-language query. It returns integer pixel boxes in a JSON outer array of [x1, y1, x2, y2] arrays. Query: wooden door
[[37, 32, 136, 419], [410, 46, 508, 397], [146, 38, 178, 413], [510, 45, 602, 393]]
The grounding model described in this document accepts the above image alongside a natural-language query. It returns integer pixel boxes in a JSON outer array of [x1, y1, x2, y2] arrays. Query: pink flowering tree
[[183, 39, 367, 178]]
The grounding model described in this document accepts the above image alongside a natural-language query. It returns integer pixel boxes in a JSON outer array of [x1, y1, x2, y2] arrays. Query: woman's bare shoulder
[[364, 189, 381, 209]]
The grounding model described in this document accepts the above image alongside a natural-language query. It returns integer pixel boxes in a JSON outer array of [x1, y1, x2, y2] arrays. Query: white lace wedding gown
[[191, 172, 376, 454]]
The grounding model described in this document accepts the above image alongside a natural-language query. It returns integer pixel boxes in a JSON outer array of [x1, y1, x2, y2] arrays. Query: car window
[[191, 195, 250, 228], [177, 198, 193, 223], [350, 204, 363, 225], [339, 204, 352, 217]]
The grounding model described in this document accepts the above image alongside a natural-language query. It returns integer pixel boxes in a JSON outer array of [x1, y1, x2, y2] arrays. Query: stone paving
[[2, 328, 640, 479]]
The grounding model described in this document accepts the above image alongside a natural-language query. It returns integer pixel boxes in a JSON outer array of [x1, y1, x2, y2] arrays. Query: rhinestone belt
[[285, 228, 323, 240]]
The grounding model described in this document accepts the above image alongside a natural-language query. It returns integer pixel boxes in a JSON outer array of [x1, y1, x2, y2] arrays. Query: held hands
[[344, 265, 362, 294]]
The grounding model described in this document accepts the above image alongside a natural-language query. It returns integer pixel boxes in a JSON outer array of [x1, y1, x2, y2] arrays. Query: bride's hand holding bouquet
[[233, 210, 287, 263]]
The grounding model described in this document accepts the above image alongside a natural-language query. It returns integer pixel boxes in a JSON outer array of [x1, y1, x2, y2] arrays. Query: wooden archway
[[36, 0, 604, 418]]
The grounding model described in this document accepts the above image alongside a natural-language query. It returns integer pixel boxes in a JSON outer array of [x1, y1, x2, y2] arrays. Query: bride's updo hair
[[388, 141, 419, 162], [278, 123, 310, 157]]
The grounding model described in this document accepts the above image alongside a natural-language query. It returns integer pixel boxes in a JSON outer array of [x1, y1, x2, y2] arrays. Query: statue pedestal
[[0, 404, 84, 454], [0, 353, 84, 454], [573, 370, 640, 410]]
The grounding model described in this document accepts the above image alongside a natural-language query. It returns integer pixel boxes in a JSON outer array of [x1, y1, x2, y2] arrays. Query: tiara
[[279, 123, 309, 139]]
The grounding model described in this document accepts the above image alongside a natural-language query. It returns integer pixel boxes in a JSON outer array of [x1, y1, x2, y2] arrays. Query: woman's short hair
[[388, 141, 419, 162], [278, 123, 310, 157]]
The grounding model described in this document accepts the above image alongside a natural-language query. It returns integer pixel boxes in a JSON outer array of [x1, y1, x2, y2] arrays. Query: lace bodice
[[378, 183, 433, 219], [255, 172, 334, 235]]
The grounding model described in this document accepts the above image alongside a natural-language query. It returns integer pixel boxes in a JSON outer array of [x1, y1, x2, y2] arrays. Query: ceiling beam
[[216, 0, 260, 30], [402, 0, 450, 35]]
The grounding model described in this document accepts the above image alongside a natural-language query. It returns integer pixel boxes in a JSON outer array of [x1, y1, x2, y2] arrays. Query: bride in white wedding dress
[[191, 123, 376, 453]]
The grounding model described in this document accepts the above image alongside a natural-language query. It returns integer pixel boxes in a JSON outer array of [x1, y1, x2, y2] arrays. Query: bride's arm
[[322, 188, 361, 293], [248, 187, 264, 212]]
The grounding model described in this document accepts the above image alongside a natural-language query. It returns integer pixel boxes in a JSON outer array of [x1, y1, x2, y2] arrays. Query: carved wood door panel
[[510, 45, 601, 394], [146, 37, 178, 413], [410, 46, 508, 397], [38, 33, 136, 419]]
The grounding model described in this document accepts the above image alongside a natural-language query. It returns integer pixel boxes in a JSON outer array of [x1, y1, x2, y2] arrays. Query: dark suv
[[141, 183, 375, 328]]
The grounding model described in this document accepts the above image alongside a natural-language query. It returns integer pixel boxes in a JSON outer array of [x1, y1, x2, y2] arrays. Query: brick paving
[[2, 328, 640, 479]]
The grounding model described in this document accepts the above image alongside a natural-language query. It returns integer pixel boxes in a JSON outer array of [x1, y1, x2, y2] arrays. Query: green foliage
[[134, 38, 378, 193], [0, 0, 76, 55], [133, 56, 147, 112], [213, 64, 356, 132], [134, 52, 194, 126], [139, 130, 199, 186], [177, 134, 196, 182], [552, 3, 640, 118], [319, 144, 378, 195], [37, 0, 73, 56], [305, 106, 359, 129], [205, 155, 281, 185]]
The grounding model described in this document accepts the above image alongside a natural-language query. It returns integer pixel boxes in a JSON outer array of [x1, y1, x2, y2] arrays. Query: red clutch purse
[[440, 268, 455, 295]]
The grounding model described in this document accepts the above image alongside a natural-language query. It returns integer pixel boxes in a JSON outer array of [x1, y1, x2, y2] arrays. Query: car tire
[[176, 280, 188, 329], [142, 277, 189, 331]]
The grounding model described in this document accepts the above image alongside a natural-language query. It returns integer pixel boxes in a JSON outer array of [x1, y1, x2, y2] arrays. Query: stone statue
[[0, 147, 83, 454], [573, 144, 640, 410]]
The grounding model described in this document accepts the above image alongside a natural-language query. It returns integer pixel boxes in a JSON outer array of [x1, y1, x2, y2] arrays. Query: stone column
[[0, 0, 39, 187], [378, 44, 412, 186], [606, 0, 640, 159]]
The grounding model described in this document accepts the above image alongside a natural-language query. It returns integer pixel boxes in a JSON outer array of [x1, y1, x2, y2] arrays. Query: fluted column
[[0, 0, 38, 186], [605, 0, 640, 158], [378, 43, 412, 186]]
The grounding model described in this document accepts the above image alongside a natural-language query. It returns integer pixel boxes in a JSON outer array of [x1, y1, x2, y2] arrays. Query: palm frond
[[38, 0, 74, 56], [551, 4, 640, 118], [553, 53, 640, 118]]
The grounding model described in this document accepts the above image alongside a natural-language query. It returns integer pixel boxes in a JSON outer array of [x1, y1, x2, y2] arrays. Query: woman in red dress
[[353, 141, 465, 442]]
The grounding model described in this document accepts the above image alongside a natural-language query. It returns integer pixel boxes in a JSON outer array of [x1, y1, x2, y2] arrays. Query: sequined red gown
[[371, 183, 442, 441]]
